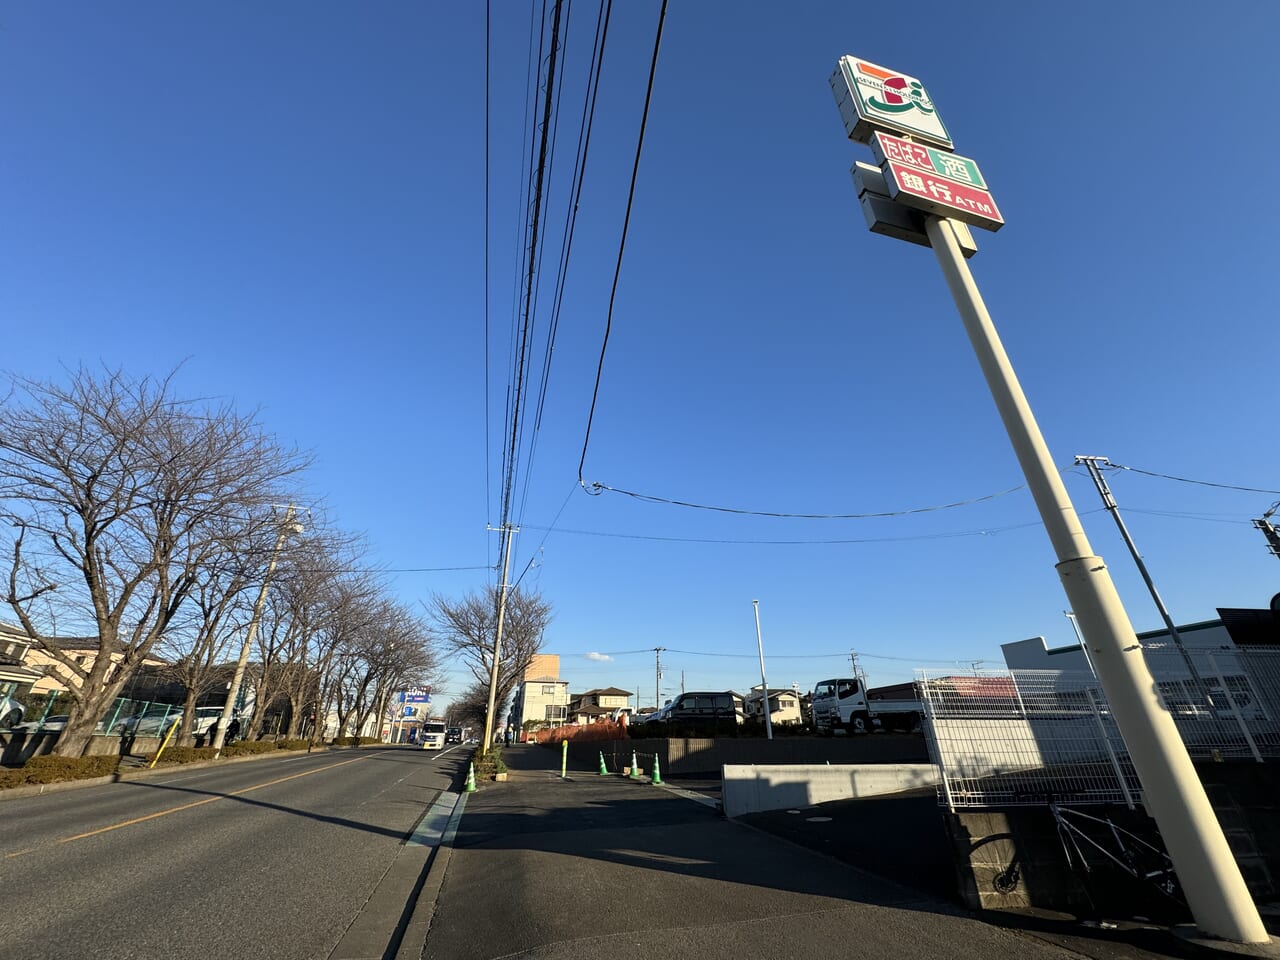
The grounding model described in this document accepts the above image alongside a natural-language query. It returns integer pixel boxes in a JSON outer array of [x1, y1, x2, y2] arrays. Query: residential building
[[510, 654, 570, 730], [0, 624, 44, 716], [23, 635, 166, 696], [743, 685, 803, 725], [566, 686, 632, 724]]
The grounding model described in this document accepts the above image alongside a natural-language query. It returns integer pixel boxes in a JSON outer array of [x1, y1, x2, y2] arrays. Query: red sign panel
[[882, 159, 1004, 231]]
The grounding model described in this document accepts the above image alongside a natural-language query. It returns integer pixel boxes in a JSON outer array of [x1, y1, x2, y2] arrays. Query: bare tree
[[450, 680, 498, 732], [157, 524, 272, 741], [431, 586, 551, 735], [0, 368, 308, 756], [352, 602, 436, 738]]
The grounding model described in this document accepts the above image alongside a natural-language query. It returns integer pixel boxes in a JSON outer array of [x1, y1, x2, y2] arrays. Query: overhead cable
[[518, 518, 1050, 545], [576, 0, 669, 485], [581, 478, 1029, 519], [1104, 461, 1280, 496]]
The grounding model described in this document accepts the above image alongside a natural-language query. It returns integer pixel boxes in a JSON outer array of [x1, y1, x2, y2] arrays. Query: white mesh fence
[[919, 645, 1280, 809]]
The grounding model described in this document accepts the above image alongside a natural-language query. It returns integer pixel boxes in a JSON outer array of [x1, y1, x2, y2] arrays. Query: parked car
[[648, 692, 744, 727], [13, 714, 70, 733], [116, 707, 183, 736], [0, 696, 26, 729], [191, 706, 228, 737]]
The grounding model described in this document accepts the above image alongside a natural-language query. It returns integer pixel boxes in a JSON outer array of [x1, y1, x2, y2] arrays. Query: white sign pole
[[922, 214, 1267, 944]]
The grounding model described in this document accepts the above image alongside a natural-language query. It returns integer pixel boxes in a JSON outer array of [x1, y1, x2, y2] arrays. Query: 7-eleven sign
[[830, 56, 953, 150]]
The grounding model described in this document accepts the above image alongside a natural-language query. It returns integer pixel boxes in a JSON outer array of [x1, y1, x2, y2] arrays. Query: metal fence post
[[1208, 653, 1263, 764], [1086, 687, 1135, 810]]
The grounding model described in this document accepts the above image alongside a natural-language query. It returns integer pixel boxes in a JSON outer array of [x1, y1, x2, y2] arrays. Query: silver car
[[116, 708, 183, 736]]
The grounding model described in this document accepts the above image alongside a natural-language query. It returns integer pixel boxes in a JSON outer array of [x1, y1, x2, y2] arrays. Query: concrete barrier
[[721, 762, 940, 818]]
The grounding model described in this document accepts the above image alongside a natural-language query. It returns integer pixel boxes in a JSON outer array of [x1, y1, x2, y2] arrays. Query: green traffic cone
[[598, 751, 609, 776], [464, 762, 477, 793], [650, 753, 662, 785], [630, 749, 640, 780]]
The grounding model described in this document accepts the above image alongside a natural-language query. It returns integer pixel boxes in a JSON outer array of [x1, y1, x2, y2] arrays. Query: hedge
[[0, 754, 120, 789]]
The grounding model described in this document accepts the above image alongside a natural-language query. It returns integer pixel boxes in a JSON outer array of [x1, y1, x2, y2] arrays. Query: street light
[[752, 600, 773, 741], [212, 505, 302, 756]]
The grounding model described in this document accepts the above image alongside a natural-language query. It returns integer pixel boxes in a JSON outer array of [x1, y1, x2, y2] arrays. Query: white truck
[[810, 677, 922, 734]]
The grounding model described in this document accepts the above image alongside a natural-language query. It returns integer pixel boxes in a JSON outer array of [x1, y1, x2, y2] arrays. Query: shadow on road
[[113, 749, 469, 843]]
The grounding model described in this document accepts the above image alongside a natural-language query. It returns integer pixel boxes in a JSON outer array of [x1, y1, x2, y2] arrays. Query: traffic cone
[[464, 762, 477, 793], [629, 749, 640, 780], [598, 751, 609, 776], [651, 754, 662, 785]]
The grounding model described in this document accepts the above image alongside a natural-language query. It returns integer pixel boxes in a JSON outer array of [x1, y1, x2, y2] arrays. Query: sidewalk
[[406, 744, 1251, 960]]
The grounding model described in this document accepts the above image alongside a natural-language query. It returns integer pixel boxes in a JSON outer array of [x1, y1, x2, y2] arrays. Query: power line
[[560, 646, 980, 665], [1124, 508, 1254, 525], [518, 518, 1050, 545], [577, 0, 669, 485], [582, 479, 1028, 519], [510, 481, 579, 591], [483, 0, 493, 565], [500, 0, 566, 540], [1104, 461, 1280, 496], [530, 0, 611, 444]]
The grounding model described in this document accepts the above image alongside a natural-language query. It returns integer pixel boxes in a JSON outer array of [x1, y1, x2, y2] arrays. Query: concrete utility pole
[[481, 525, 516, 752], [653, 648, 665, 712], [752, 600, 773, 740], [213, 505, 301, 756], [924, 215, 1266, 943], [1075, 455, 1214, 707]]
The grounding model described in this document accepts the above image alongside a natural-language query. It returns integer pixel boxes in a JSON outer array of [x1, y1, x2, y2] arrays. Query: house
[[0, 624, 45, 721], [566, 687, 632, 724], [22, 634, 166, 696], [509, 654, 570, 730], [742, 685, 803, 725]]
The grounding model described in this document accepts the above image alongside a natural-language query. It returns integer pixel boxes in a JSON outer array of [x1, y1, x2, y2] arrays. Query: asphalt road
[[0, 744, 468, 960]]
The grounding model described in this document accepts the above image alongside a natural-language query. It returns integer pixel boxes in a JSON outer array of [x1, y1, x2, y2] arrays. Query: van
[[654, 692, 744, 726]]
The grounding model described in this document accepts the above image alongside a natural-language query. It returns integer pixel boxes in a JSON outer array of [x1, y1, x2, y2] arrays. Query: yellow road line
[[57, 753, 373, 845]]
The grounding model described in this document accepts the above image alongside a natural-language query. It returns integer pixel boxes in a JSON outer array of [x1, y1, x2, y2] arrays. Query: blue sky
[[4, 2, 1279, 713]]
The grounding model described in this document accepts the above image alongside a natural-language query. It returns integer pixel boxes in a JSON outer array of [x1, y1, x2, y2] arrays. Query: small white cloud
[[584, 652, 613, 662]]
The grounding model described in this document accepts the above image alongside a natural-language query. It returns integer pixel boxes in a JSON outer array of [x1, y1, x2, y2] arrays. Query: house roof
[[581, 686, 632, 697], [571, 705, 613, 717]]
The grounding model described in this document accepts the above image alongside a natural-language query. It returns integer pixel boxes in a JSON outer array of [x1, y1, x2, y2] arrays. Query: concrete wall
[[721, 762, 939, 817], [2, 729, 167, 765], [945, 762, 1280, 920]]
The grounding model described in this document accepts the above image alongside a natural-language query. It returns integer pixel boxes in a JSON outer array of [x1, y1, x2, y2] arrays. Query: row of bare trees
[[0, 368, 439, 756]]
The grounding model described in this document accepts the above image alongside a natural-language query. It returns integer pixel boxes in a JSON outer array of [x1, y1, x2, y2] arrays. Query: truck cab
[[811, 677, 923, 734], [811, 678, 870, 734]]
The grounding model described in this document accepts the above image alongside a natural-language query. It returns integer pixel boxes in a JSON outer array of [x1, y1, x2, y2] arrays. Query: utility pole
[[850, 650, 868, 692], [213, 505, 301, 756], [1075, 455, 1213, 707], [1254, 503, 1280, 558], [481, 524, 517, 752], [653, 647, 665, 712]]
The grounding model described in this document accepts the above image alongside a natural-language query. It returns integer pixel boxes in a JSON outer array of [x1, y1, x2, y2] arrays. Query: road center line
[[57, 752, 380, 845]]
